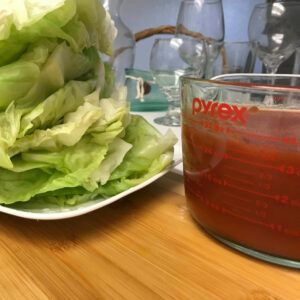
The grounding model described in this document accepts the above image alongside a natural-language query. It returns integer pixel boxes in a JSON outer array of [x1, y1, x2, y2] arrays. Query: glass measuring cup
[[181, 74, 300, 268]]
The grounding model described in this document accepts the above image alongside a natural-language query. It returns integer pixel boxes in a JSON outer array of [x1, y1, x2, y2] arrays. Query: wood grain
[[0, 173, 299, 299]]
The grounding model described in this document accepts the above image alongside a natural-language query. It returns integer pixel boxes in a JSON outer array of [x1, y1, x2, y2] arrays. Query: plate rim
[[0, 155, 182, 221]]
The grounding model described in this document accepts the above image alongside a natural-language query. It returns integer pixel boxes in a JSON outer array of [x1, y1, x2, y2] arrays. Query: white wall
[[120, 0, 265, 70]]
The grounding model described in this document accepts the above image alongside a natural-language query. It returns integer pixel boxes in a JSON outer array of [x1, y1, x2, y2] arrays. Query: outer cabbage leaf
[[0, 0, 176, 208], [42, 115, 176, 201], [0, 61, 40, 110], [62, 18, 91, 52], [96, 116, 177, 196], [0, 38, 56, 110], [0, 0, 78, 66], [97, 150, 175, 197], [0, 39, 99, 111], [109, 115, 177, 180], [0, 138, 108, 204], [0, 0, 66, 38], [17, 42, 100, 109], [91, 137, 132, 185], [5, 115, 176, 207], [89, 87, 129, 133], [18, 135, 107, 173], [19, 38, 56, 66], [0, 2, 78, 66], [19, 79, 96, 137], [0, 0, 116, 66], [11, 187, 95, 209], [0, 103, 23, 169], [75, 0, 117, 55], [10, 101, 102, 156]]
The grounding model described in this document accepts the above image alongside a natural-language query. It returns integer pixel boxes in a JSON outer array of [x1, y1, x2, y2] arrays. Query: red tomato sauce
[[182, 105, 300, 260]]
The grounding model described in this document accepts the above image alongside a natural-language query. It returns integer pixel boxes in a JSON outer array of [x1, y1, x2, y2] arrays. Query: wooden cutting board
[[0, 172, 299, 299]]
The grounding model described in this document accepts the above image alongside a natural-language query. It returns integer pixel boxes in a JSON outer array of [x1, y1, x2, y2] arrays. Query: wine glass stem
[[264, 65, 278, 105], [205, 61, 214, 79], [166, 95, 180, 116], [266, 65, 279, 74], [153, 93, 181, 127]]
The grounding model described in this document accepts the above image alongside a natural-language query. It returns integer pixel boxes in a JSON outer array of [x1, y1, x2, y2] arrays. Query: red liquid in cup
[[182, 100, 300, 260]]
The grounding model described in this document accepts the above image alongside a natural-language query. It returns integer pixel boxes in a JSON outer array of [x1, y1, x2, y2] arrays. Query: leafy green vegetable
[[109, 116, 177, 180], [17, 42, 100, 109], [10, 101, 103, 155], [74, 0, 117, 55], [7, 115, 176, 207], [91, 138, 132, 185], [0, 104, 23, 169], [19, 79, 96, 137], [0, 61, 40, 110], [0, 140, 108, 204], [97, 116, 177, 196], [0, 0, 177, 209], [0, 0, 116, 66], [0, 1, 67, 38]]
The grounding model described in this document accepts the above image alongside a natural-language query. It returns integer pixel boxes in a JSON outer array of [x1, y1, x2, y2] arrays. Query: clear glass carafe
[[181, 73, 300, 268], [103, 0, 135, 87]]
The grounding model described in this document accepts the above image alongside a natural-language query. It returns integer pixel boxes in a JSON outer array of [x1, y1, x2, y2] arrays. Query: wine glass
[[175, 0, 225, 78], [150, 37, 205, 127], [293, 48, 300, 75], [216, 41, 256, 75], [248, 2, 300, 74]]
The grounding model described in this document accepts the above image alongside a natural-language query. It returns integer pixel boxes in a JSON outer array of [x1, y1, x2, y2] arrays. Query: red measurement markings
[[223, 190, 252, 203], [225, 181, 277, 201], [199, 171, 292, 207], [258, 172, 273, 181], [201, 197, 281, 232], [224, 174, 254, 186], [202, 173, 265, 199], [184, 125, 278, 164], [201, 172, 228, 187], [182, 114, 234, 134], [227, 145, 277, 162], [184, 137, 280, 171], [221, 197, 254, 214], [255, 199, 269, 209], [224, 190, 270, 212], [225, 173, 271, 191], [227, 180, 297, 208], [224, 202, 267, 219], [233, 128, 297, 146], [223, 191, 269, 219], [220, 206, 298, 236], [278, 164, 300, 176], [225, 167, 274, 186], [223, 165, 257, 177], [223, 203, 254, 215], [227, 206, 300, 237], [185, 136, 300, 177], [183, 115, 298, 146]]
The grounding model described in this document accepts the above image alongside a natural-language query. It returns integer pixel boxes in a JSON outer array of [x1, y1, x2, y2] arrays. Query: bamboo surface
[[0, 172, 299, 299]]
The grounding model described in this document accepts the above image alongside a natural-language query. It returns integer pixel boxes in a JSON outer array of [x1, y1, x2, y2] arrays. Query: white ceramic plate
[[0, 146, 182, 220]]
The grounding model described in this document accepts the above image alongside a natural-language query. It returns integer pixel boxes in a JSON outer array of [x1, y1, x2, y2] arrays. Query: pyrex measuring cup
[[181, 74, 300, 268]]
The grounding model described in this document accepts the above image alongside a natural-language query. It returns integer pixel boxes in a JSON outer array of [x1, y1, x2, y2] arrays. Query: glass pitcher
[[181, 73, 300, 268], [102, 0, 136, 87]]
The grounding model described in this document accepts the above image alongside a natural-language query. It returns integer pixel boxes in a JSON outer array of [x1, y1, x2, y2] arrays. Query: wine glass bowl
[[149, 37, 202, 127], [176, 0, 224, 78], [177, 38, 207, 71], [248, 2, 300, 74], [221, 41, 256, 74]]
